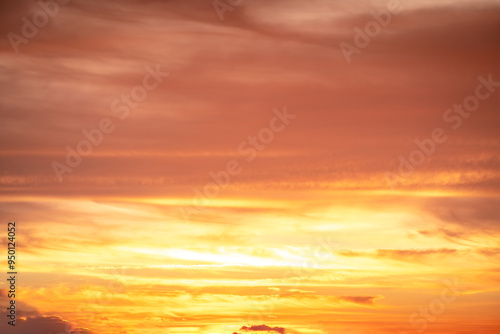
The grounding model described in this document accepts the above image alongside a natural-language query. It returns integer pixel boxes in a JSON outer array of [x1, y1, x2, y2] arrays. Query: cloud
[[375, 248, 458, 259], [420, 197, 500, 233], [476, 248, 500, 257], [0, 289, 39, 317], [0, 1, 499, 333], [338, 295, 381, 305], [241, 324, 286, 334], [0, 290, 94, 334], [1, 2, 500, 195], [0, 314, 94, 334], [338, 248, 458, 261]]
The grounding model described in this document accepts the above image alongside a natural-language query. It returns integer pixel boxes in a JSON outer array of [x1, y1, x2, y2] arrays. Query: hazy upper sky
[[1, 1, 499, 334]]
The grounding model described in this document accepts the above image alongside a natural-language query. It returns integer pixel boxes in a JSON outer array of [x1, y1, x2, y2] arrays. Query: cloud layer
[[1, 1, 499, 334]]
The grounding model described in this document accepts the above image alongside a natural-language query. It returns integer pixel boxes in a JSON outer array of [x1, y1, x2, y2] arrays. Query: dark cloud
[[338, 295, 380, 305], [241, 324, 286, 334], [0, 314, 94, 334]]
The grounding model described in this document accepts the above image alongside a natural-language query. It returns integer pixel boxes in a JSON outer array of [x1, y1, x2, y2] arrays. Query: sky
[[0, 0, 500, 334]]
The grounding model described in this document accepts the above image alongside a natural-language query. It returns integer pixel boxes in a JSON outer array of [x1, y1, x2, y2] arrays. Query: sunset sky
[[1, 0, 500, 334]]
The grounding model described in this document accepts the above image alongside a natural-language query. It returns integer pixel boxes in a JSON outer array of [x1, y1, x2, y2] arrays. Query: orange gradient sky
[[1, 1, 500, 334]]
